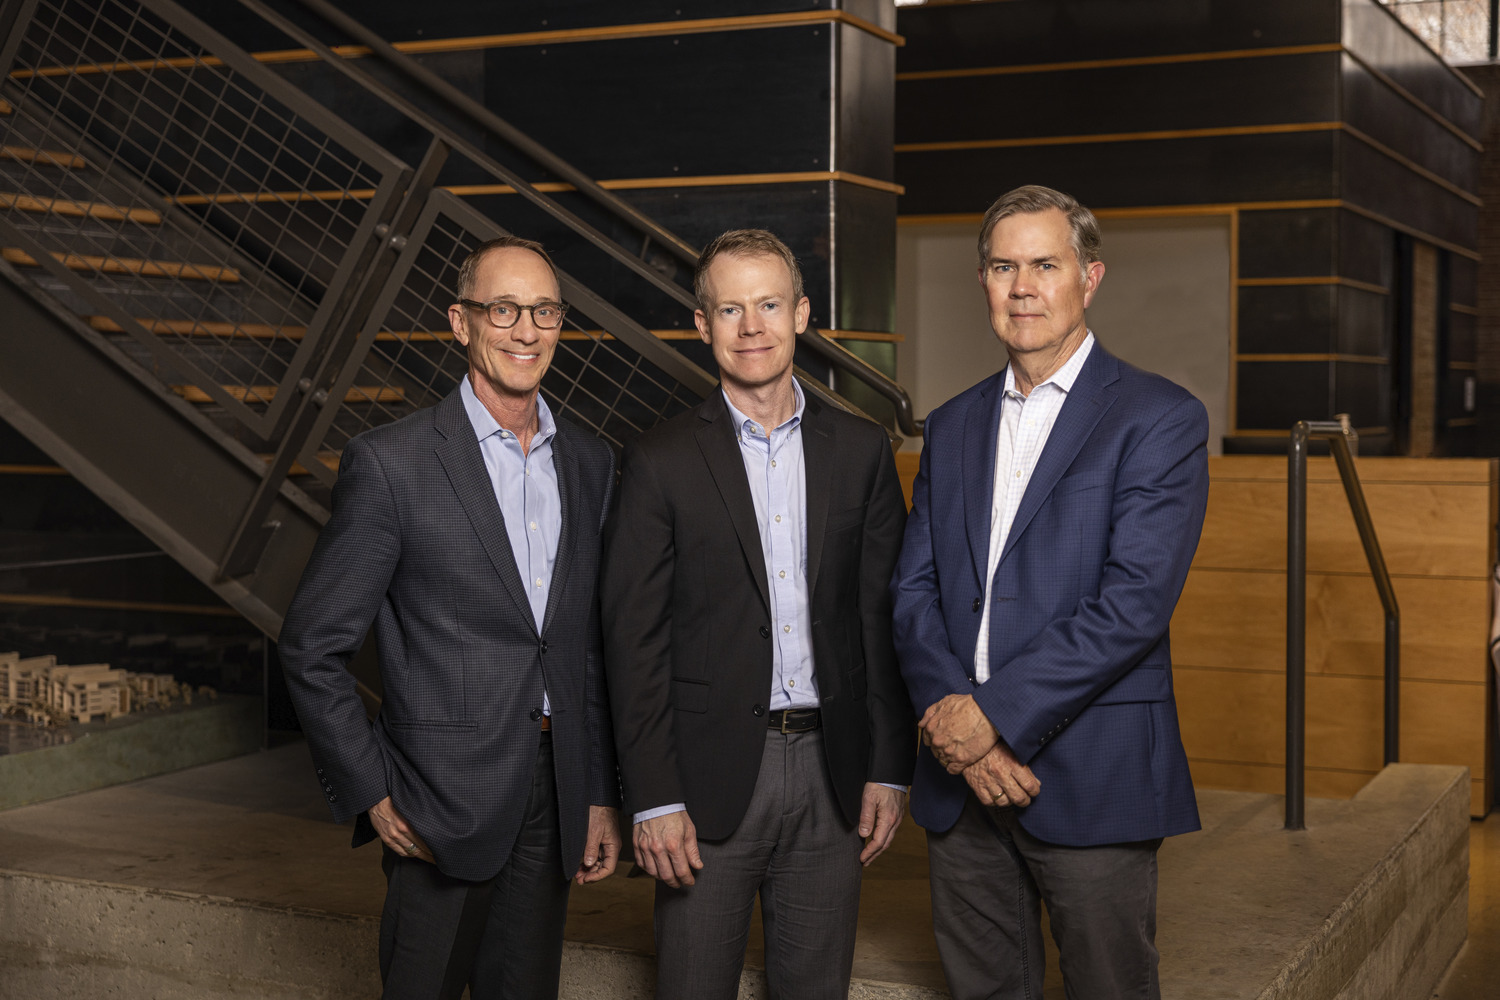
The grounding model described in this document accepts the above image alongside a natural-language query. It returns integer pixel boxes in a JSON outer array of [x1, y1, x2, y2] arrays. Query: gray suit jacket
[[280, 385, 619, 882]]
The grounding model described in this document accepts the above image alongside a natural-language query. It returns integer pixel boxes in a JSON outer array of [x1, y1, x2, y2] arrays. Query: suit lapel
[[801, 399, 832, 596], [963, 374, 1005, 590], [998, 345, 1120, 568], [433, 388, 535, 630], [696, 395, 771, 615], [539, 423, 580, 636]]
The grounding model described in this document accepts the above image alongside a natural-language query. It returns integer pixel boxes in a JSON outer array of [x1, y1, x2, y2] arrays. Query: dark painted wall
[[895, 0, 1483, 454]]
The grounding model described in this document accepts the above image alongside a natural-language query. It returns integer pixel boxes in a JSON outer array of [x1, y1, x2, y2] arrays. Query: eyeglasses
[[459, 298, 569, 330]]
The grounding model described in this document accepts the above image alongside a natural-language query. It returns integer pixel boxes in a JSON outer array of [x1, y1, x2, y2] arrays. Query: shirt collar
[[1003, 331, 1095, 398], [460, 373, 556, 446], [721, 379, 805, 439]]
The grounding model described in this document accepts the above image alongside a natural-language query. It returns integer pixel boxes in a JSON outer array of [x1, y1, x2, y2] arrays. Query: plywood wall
[[894, 451, 1497, 816]]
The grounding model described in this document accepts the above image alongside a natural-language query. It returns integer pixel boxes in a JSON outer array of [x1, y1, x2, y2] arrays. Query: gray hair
[[977, 185, 1102, 277], [456, 235, 558, 300]]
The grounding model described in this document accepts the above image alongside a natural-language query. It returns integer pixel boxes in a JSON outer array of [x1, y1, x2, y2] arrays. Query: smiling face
[[978, 207, 1104, 368], [448, 246, 561, 407], [694, 251, 809, 397]]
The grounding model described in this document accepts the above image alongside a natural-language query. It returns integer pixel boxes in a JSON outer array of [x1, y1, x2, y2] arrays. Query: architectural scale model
[[0, 651, 215, 726]]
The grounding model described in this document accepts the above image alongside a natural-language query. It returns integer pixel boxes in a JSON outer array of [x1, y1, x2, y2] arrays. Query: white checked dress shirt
[[973, 333, 1096, 684]]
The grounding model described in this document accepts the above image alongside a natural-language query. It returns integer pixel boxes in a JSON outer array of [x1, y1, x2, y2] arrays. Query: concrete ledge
[[0, 747, 1471, 999], [0, 696, 262, 810]]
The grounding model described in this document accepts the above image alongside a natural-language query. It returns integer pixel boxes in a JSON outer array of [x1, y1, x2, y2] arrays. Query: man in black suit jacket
[[603, 229, 914, 999], [280, 236, 620, 999]]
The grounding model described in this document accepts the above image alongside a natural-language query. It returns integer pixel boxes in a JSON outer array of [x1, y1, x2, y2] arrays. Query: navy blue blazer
[[892, 343, 1208, 847], [279, 386, 619, 882]]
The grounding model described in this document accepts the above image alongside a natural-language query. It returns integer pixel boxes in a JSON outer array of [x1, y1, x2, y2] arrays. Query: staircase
[[0, 0, 750, 672]]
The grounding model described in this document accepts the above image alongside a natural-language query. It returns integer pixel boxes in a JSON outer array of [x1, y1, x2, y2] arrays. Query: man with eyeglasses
[[281, 235, 621, 999]]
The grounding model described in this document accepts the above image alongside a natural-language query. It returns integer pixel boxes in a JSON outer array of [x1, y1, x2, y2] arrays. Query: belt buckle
[[779, 711, 794, 735]]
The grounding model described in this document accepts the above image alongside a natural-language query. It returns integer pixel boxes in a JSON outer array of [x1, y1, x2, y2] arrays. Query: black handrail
[[268, 0, 923, 438], [1285, 415, 1400, 831]]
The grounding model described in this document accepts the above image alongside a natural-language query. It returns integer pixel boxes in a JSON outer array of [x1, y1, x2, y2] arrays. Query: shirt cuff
[[632, 802, 687, 825], [875, 782, 909, 794]]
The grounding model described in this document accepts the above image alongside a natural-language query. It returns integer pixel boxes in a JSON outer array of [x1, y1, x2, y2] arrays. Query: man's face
[[448, 247, 562, 404], [978, 207, 1104, 361], [694, 252, 810, 395]]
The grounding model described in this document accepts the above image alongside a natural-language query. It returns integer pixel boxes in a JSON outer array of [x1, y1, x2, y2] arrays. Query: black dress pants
[[378, 733, 570, 1000]]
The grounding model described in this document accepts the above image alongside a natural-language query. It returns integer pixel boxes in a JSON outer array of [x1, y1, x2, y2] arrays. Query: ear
[[794, 296, 811, 335], [448, 303, 471, 347], [694, 308, 712, 345], [1081, 261, 1105, 309]]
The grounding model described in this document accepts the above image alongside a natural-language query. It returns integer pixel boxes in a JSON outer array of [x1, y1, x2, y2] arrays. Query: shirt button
[[535, 577, 543, 587], [783, 624, 791, 633], [775, 514, 782, 523], [788, 679, 796, 687], [530, 521, 537, 530], [771, 459, 777, 468], [779, 570, 786, 579], [1015, 471, 1021, 478]]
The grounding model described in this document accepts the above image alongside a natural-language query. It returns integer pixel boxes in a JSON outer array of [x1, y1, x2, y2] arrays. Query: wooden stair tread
[[1, 145, 86, 169], [86, 315, 452, 341], [172, 385, 405, 404], [4, 248, 240, 282], [261, 451, 341, 476], [1, 193, 160, 224]]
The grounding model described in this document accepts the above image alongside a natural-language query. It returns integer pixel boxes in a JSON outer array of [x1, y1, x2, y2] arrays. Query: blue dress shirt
[[460, 375, 560, 713]]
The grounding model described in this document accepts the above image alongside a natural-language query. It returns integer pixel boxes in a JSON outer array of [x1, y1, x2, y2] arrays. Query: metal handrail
[[268, 0, 922, 438], [1285, 414, 1400, 830]]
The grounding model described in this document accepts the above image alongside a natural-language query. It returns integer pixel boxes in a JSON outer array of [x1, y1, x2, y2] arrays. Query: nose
[[1009, 267, 1035, 298], [510, 309, 541, 342]]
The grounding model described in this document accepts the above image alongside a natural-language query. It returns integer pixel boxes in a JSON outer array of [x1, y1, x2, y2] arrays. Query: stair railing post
[[1286, 421, 1309, 831]]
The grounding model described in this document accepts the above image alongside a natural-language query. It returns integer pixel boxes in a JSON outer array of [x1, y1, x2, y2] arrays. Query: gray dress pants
[[927, 794, 1162, 1000], [652, 729, 865, 1000]]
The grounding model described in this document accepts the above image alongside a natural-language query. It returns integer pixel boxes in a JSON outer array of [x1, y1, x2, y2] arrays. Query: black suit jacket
[[602, 392, 913, 839], [279, 386, 619, 883]]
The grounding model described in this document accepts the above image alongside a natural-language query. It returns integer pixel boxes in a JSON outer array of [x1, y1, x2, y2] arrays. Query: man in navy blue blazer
[[891, 185, 1209, 999]]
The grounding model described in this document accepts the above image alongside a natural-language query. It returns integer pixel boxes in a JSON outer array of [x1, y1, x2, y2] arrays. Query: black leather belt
[[768, 708, 821, 734]]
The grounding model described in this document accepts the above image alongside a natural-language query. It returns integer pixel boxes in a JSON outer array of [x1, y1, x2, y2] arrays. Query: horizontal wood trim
[[1235, 353, 1388, 365], [1230, 427, 1393, 438], [895, 42, 1343, 81], [0, 592, 239, 616], [822, 329, 904, 343], [0, 99, 10, 114], [1237, 275, 1389, 295], [1340, 122, 1482, 207], [0, 194, 159, 224], [894, 121, 1340, 154], [0, 145, 84, 169], [171, 385, 404, 404], [1341, 47, 1483, 152], [899, 200, 1344, 227], [1452, 303, 1480, 316], [9, 11, 903, 80], [171, 171, 904, 208], [1450, 361, 1479, 371], [0, 463, 67, 475], [2, 248, 240, 282], [1447, 417, 1479, 427]]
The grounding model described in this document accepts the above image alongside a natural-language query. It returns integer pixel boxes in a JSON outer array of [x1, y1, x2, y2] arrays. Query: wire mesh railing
[[0, 0, 720, 576]]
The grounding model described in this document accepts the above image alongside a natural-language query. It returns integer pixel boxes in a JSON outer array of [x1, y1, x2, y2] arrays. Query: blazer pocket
[[672, 677, 709, 714], [383, 719, 479, 732], [825, 504, 865, 532]]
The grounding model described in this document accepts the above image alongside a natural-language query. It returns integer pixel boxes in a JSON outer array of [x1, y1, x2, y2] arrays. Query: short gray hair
[[977, 185, 1102, 275], [456, 235, 558, 300]]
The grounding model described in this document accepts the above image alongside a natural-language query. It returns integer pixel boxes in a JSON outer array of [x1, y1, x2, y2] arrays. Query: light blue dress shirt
[[460, 375, 560, 714]]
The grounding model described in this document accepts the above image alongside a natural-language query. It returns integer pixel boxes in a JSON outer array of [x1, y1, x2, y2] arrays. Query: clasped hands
[[920, 694, 1040, 808]]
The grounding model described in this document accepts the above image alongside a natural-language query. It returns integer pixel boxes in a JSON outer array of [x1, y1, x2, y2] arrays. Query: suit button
[[967, 676, 976, 684], [540, 640, 548, 654], [316, 768, 324, 776], [529, 708, 543, 721], [329, 793, 338, 802], [759, 626, 770, 638], [972, 597, 981, 612], [752, 704, 765, 717]]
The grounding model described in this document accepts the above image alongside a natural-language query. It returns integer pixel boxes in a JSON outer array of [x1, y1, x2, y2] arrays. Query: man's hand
[[368, 795, 434, 863], [575, 805, 622, 885], [857, 783, 906, 866], [633, 810, 704, 888], [920, 694, 999, 773], [961, 741, 1041, 809]]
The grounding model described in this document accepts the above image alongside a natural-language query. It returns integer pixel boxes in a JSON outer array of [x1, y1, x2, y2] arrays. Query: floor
[[1433, 810, 1500, 998]]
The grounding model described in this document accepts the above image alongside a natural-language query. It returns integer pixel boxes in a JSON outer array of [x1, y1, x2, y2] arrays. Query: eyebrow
[[987, 254, 1062, 267]]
